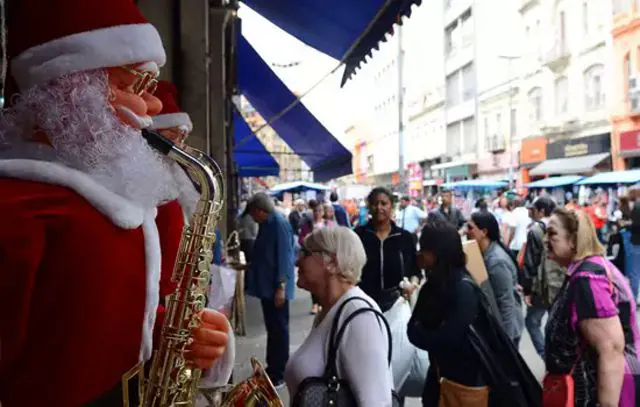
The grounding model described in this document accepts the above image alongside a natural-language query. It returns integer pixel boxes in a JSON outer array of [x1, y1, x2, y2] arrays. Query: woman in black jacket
[[409, 219, 541, 407], [354, 187, 421, 312], [408, 220, 487, 406]]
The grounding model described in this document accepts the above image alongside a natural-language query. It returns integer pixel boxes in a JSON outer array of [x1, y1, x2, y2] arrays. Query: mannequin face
[[106, 63, 163, 129]]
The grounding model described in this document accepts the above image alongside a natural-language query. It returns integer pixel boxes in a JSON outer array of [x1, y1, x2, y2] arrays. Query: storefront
[[406, 162, 424, 198], [619, 129, 640, 169], [529, 133, 611, 177], [519, 136, 548, 186]]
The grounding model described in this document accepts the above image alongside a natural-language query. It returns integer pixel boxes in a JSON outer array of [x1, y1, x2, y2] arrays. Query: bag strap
[[327, 296, 374, 352], [326, 307, 392, 379]]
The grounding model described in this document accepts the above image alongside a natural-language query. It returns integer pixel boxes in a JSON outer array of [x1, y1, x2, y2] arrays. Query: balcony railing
[[544, 42, 571, 73]]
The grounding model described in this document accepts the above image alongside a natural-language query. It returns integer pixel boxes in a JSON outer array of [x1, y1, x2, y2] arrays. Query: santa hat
[[8, 0, 166, 91], [149, 81, 193, 133]]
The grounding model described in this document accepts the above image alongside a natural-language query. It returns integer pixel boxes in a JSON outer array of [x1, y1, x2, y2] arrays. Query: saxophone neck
[[141, 129, 222, 203]]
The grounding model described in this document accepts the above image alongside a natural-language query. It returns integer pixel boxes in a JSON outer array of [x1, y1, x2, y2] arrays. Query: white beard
[[0, 70, 199, 211]]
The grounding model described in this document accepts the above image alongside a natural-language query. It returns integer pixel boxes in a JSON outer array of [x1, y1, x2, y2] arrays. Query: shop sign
[[547, 133, 610, 160], [520, 136, 547, 165], [620, 129, 640, 154]]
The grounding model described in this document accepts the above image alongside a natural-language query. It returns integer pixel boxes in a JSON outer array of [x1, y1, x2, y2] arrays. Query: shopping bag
[[384, 297, 416, 389], [207, 264, 237, 316], [399, 349, 430, 398]]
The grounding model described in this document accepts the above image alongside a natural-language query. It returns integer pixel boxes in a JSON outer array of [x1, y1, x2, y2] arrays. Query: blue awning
[[526, 175, 584, 189], [242, 0, 421, 86], [270, 181, 331, 195], [441, 180, 507, 190], [233, 112, 280, 177], [237, 35, 352, 182], [577, 170, 640, 185]]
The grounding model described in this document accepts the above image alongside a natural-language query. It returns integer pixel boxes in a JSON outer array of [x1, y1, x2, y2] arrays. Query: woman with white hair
[[285, 226, 394, 406]]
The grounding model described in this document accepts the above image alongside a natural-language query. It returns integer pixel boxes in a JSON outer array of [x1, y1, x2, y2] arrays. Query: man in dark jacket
[[330, 192, 351, 227], [437, 190, 466, 232], [522, 196, 563, 358]]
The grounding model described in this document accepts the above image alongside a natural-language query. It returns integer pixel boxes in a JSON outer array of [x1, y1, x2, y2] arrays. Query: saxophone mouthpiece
[[141, 128, 175, 156]]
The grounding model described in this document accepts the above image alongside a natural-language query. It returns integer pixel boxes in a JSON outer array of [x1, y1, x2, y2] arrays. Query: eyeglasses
[[300, 246, 324, 258], [120, 66, 159, 96]]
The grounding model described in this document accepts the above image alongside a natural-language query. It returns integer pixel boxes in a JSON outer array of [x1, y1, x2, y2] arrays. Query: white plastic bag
[[195, 264, 238, 395], [384, 296, 430, 397], [384, 297, 414, 389], [207, 264, 237, 316], [399, 348, 430, 398]]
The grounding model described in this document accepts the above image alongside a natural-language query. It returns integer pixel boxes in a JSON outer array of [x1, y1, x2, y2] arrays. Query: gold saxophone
[[123, 129, 282, 407]]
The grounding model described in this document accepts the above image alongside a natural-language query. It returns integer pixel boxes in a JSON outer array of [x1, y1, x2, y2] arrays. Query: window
[[460, 9, 473, 49], [446, 123, 461, 156], [446, 73, 460, 106], [582, 2, 589, 35], [462, 118, 476, 153], [462, 63, 475, 101], [555, 76, 569, 115], [625, 54, 631, 87], [484, 117, 489, 140], [445, 21, 460, 56], [584, 64, 604, 111], [528, 87, 543, 123]]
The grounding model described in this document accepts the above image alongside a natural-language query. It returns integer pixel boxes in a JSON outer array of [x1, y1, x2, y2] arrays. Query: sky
[[238, 4, 354, 149]]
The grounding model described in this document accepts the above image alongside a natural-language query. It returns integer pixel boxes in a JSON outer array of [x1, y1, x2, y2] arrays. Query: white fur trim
[[0, 159, 144, 228], [139, 208, 161, 362], [135, 61, 159, 74], [150, 113, 193, 133], [115, 105, 153, 129], [11, 23, 166, 90]]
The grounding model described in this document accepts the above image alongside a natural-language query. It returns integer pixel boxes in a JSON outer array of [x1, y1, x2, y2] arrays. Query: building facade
[[611, 0, 640, 170], [518, 0, 614, 179]]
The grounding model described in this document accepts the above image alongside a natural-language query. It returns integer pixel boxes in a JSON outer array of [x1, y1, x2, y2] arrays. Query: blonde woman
[[544, 208, 640, 407], [285, 226, 394, 406]]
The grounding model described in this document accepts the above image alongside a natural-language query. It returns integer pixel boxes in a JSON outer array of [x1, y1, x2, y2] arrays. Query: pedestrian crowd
[[238, 186, 640, 407]]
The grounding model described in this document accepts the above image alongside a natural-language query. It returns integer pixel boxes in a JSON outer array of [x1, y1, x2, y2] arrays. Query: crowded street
[[2, 0, 640, 406], [233, 285, 545, 406]]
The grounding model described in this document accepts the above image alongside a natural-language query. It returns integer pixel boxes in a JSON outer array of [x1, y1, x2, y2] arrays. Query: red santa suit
[[0, 1, 232, 406]]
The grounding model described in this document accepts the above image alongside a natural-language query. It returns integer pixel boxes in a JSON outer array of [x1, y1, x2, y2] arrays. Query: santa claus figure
[[0, 1, 233, 406]]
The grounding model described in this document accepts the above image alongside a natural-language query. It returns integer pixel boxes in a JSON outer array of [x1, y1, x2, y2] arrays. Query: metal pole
[[497, 55, 520, 190], [397, 25, 405, 192], [507, 59, 514, 190]]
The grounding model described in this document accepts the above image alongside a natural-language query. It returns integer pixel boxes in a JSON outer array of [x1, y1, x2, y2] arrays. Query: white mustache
[[115, 105, 153, 129]]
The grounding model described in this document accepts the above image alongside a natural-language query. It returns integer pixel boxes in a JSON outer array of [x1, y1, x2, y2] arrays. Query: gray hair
[[304, 226, 367, 284], [247, 192, 274, 213]]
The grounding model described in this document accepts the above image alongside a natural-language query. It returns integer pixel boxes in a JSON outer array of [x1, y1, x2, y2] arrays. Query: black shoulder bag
[[292, 296, 401, 407]]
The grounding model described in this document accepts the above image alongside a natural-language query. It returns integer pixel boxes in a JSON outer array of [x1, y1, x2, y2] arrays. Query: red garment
[[0, 175, 182, 406]]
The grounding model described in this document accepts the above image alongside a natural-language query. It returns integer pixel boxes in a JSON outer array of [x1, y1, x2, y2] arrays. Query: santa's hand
[[186, 309, 230, 370]]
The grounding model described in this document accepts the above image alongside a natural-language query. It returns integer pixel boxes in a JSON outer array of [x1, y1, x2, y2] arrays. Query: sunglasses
[[120, 66, 159, 96]]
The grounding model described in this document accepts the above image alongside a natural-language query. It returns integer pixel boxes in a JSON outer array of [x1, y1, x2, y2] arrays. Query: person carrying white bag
[[385, 280, 430, 400]]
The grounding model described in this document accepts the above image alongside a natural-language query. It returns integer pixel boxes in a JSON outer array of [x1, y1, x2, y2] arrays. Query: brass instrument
[[125, 129, 282, 407]]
